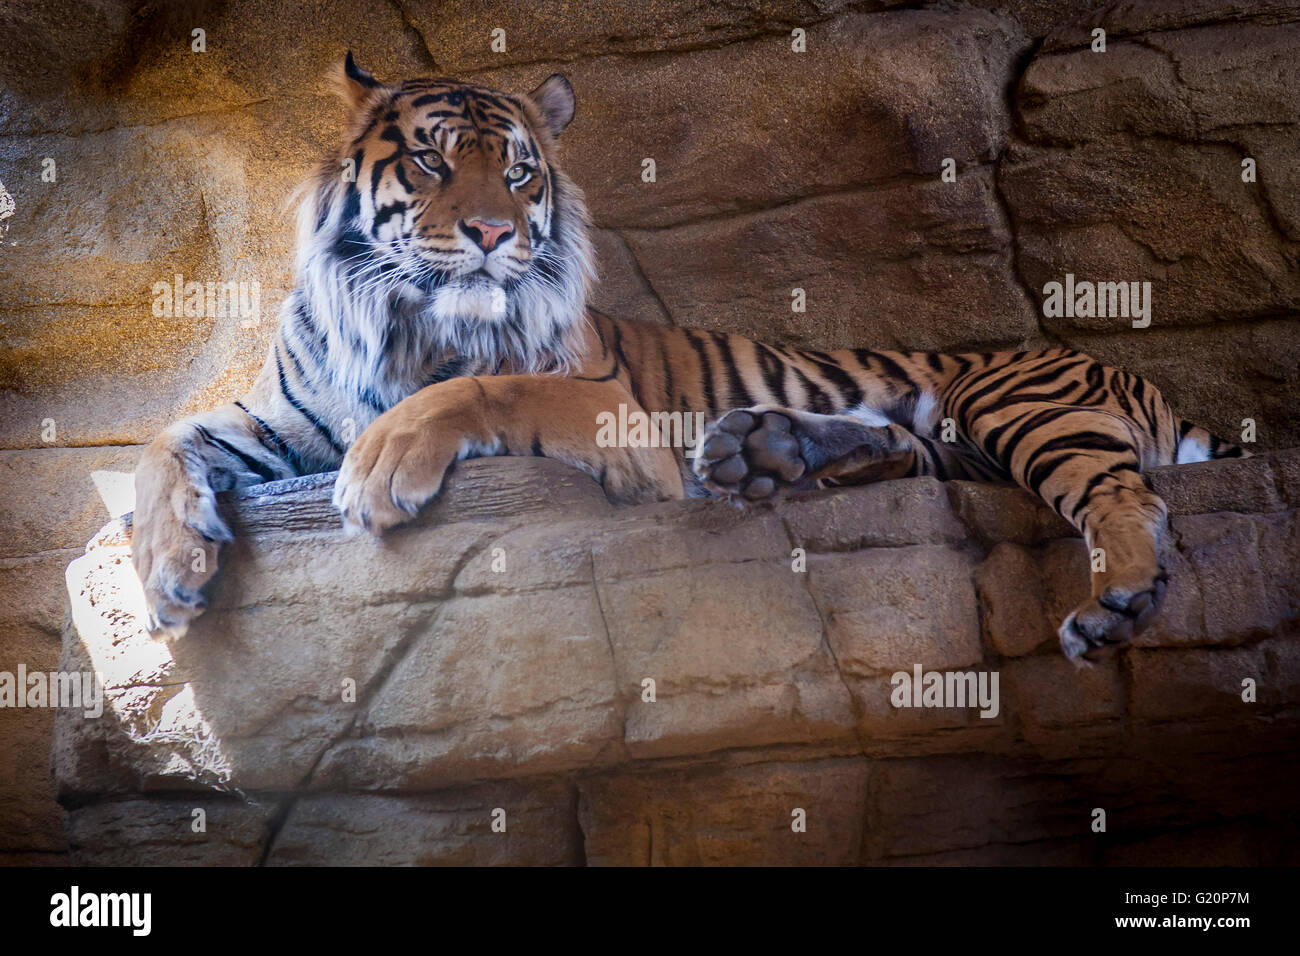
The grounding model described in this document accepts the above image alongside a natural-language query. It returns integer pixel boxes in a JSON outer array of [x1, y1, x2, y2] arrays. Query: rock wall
[[2, 0, 1299, 862], [56, 451, 1300, 865]]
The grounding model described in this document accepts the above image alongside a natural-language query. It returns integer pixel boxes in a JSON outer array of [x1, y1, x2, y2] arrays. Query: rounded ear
[[333, 51, 383, 110], [527, 74, 576, 137]]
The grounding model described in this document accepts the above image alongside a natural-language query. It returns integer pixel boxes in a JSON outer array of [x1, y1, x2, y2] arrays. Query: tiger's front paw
[[131, 469, 230, 639], [1058, 568, 1168, 663], [333, 418, 458, 536], [693, 408, 808, 501]]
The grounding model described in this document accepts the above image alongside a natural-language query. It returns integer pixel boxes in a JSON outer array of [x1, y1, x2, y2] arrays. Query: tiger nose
[[460, 218, 514, 253]]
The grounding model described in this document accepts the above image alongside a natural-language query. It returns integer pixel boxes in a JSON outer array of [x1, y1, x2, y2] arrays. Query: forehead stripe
[[411, 92, 462, 108]]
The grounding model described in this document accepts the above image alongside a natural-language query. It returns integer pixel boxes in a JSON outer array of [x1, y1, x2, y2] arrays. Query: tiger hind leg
[[1054, 465, 1169, 663], [980, 405, 1171, 662]]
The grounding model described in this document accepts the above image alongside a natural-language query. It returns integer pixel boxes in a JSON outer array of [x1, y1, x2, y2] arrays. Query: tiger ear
[[333, 51, 383, 111], [527, 74, 575, 137]]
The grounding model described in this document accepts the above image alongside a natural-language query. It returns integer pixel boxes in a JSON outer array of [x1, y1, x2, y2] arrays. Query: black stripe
[[1020, 432, 1136, 484], [1141, 384, 1163, 436], [658, 334, 675, 410], [1131, 376, 1158, 436], [1070, 471, 1122, 522], [987, 405, 1078, 465], [711, 333, 755, 409], [276, 351, 345, 456], [800, 350, 863, 408], [1001, 381, 1087, 406], [234, 401, 303, 476], [790, 365, 833, 415], [612, 323, 634, 375], [575, 322, 621, 383], [853, 350, 913, 401], [426, 357, 469, 387], [194, 424, 277, 483], [755, 343, 790, 407], [953, 354, 1084, 425], [685, 332, 719, 415], [372, 200, 408, 232], [1026, 451, 1084, 498], [915, 436, 948, 480], [1076, 361, 1107, 404], [281, 338, 309, 383], [574, 367, 620, 383], [1000, 358, 1093, 401], [1112, 371, 1135, 419], [290, 300, 328, 368]]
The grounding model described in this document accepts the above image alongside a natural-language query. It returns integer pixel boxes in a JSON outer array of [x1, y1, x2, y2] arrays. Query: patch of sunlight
[[90, 470, 136, 518]]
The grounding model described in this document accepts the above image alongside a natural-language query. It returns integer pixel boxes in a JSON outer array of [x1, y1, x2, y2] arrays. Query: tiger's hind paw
[[1058, 570, 1168, 663], [693, 408, 808, 502]]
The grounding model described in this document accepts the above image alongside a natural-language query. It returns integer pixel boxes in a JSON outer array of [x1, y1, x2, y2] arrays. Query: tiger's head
[[296, 53, 594, 385]]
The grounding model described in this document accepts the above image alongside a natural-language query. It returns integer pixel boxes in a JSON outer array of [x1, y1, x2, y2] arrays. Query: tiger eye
[[412, 151, 444, 175]]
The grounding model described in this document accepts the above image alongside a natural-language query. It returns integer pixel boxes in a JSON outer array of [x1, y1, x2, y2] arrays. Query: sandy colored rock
[[783, 475, 969, 551], [975, 542, 1056, 657], [316, 587, 623, 790], [267, 786, 582, 866], [946, 480, 1076, 547], [39, 452, 1300, 864], [0, 447, 142, 557], [579, 757, 870, 866], [1147, 452, 1287, 515], [809, 546, 983, 674], [598, 560, 855, 758], [1170, 512, 1293, 641], [590, 502, 788, 579], [1126, 645, 1270, 721], [66, 797, 279, 866], [482, 8, 1028, 230], [404, 0, 913, 75], [862, 754, 1085, 860], [1005, 654, 1124, 731], [588, 229, 672, 327], [1001, 143, 1300, 335], [623, 171, 1035, 348]]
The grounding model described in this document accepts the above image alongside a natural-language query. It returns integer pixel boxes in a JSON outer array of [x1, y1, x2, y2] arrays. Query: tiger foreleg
[[333, 374, 685, 535], [132, 402, 298, 637]]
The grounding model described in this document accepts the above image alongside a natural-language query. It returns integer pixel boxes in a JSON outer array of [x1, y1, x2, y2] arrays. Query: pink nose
[[461, 218, 513, 253]]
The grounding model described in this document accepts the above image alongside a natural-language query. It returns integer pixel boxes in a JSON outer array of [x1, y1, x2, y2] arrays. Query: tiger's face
[[320, 54, 588, 339]]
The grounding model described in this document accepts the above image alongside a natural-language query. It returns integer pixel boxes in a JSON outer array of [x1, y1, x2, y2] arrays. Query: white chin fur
[[431, 276, 510, 323]]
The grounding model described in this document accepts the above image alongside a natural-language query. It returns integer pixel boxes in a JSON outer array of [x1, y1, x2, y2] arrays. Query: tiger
[[131, 53, 1247, 663]]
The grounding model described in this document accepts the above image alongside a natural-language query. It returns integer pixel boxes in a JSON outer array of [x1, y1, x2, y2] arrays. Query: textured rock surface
[[3, 0, 1300, 861], [51, 451, 1300, 865]]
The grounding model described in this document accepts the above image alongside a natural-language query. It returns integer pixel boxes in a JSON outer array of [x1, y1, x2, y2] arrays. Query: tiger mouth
[[404, 261, 501, 294], [457, 267, 504, 289]]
